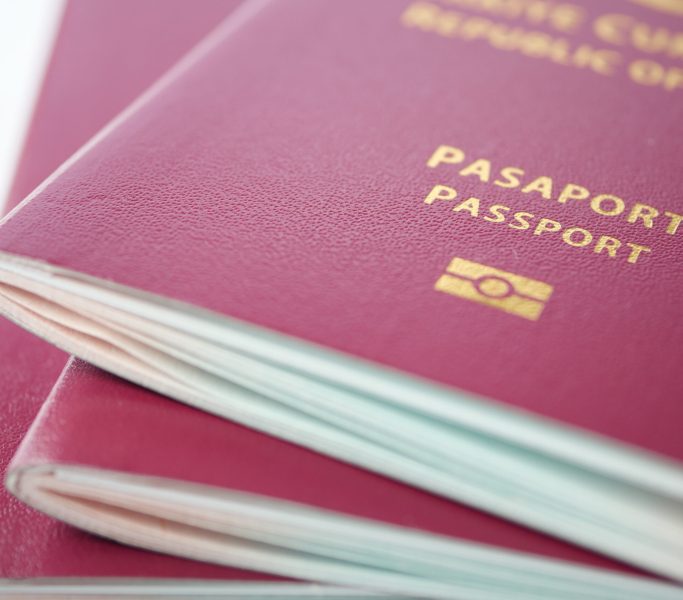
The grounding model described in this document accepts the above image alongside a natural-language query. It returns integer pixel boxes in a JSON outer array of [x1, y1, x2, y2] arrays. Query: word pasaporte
[[423, 184, 651, 264], [426, 145, 683, 236]]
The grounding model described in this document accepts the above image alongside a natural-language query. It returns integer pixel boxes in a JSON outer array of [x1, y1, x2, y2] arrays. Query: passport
[[9, 358, 683, 600], [0, 0, 681, 582], [0, 1, 358, 597]]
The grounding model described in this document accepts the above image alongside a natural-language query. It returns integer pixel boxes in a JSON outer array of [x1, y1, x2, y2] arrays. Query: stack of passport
[[1, 0, 682, 598]]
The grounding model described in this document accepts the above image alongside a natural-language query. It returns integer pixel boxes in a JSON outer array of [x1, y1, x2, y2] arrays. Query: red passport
[[9, 358, 683, 600], [0, 0, 681, 581]]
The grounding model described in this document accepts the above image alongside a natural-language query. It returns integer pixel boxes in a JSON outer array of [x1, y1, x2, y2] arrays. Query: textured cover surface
[[6, 0, 237, 209], [0, 0, 681, 463], [12, 358, 643, 577], [0, 0, 258, 579]]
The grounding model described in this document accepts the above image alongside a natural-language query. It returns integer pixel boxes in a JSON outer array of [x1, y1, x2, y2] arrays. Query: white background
[[0, 0, 64, 209]]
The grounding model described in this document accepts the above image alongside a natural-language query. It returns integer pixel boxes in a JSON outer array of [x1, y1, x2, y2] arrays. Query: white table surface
[[0, 0, 64, 211]]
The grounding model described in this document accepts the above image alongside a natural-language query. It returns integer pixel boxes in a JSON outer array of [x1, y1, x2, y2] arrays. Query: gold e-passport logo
[[630, 0, 683, 16], [434, 257, 553, 321]]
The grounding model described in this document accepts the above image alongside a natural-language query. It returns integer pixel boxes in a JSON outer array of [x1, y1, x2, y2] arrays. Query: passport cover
[[1, 0, 681, 460], [0, 0, 280, 584], [0, 0, 682, 580]]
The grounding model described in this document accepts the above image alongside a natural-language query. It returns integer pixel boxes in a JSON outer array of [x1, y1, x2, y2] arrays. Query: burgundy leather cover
[[0, 0, 681, 463], [11, 358, 644, 577], [0, 0, 268, 579], [6, 0, 238, 209]]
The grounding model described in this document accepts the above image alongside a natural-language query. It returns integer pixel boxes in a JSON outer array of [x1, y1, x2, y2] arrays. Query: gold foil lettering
[[665, 211, 683, 235], [453, 196, 481, 216], [627, 203, 659, 228], [459, 159, 492, 181], [534, 218, 562, 235], [427, 145, 466, 168], [421, 146, 676, 265], [494, 167, 525, 188], [664, 67, 683, 91], [509, 211, 534, 230], [562, 227, 593, 247], [625, 242, 652, 263], [521, 176, 554, 199], [424, 184, 457, 204], [594, 14, 632, 46], [630, 59, 666, 85], [570, 45, 621, 76], [484, 204, 511, 222], [594, 235, 621, 257], [590, 194, 626, 216], [558, 183, 590, 204], [403, 2, 683, 92]]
